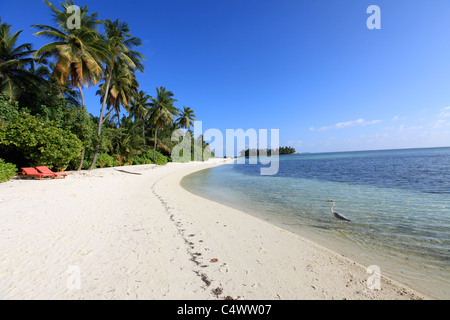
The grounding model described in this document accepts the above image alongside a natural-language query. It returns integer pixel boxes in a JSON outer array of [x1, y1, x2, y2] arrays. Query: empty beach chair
[[17, 167, 55, 180], [36, 166, 67, 179]]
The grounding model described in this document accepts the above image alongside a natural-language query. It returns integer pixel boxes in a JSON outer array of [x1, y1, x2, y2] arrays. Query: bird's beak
[[324, 200, 332, 202]]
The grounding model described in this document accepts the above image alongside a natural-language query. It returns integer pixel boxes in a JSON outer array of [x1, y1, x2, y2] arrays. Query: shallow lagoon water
[[181, 147, 450, 299]]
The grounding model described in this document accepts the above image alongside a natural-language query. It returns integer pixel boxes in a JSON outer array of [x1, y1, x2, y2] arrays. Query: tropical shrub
[[151, 150, 169, 165], [132, 153, 152, 165], [0, 113, 83, 171], [132, 150, 168, 165], [0, 158, 17, 183], [0, 94, 19, 125], [96, 153, 116, 168]]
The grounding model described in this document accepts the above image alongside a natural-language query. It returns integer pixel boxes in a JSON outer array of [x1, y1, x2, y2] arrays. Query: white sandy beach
[[0, 159, 428, 300]]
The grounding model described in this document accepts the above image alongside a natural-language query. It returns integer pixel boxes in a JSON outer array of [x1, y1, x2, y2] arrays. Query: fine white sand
[[0, 159, 428, 299]]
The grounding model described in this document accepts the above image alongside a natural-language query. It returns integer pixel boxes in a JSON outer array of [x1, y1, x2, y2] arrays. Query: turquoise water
[[181, 147, 450, 299]]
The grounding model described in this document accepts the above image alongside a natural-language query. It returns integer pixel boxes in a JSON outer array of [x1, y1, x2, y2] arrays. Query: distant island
[[240, 146, 296, 157]]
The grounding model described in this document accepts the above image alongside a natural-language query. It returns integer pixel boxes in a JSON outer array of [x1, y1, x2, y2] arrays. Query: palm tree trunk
[[98, 74, 112, 135], [115, 100, 121, 126], [77, 148, 85, 171], [153, 126, 158, 164], [88, 73, 112, 170], [77, 85, 86, 171], [78, 84, 86, 108]]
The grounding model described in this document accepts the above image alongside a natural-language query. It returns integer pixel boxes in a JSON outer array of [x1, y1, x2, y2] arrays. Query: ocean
[[181, 147, 450, 299]]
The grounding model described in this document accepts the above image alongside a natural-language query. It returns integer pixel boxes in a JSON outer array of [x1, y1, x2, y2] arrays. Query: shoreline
[[181, 170, 448, 300], [0, 159, 429, 299], [160, 161, 429, 300]]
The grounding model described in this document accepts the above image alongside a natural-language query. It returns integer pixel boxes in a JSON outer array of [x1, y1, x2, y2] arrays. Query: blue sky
[[2, 0, 450, 153]]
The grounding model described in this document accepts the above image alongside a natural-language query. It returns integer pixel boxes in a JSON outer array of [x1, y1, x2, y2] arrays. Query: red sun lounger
[[36, 166, 67, 179], [17, 167, 55, 180]]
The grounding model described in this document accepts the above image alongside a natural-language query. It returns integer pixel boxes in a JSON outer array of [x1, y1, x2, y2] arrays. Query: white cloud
[[430, 119, 446, 128], [396, 119, 449, 132], [439, 106, 450, 118], [310, 118, 381, 132], [392, 116, 399, 121], [365, 119, 382, 125]]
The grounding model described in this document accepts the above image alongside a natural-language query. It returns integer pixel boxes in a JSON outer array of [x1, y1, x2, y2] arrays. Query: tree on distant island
[[239, 146, 296, 157]]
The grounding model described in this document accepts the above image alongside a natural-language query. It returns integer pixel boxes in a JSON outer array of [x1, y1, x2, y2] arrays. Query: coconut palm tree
[[129, 90, 151, 138], [149, 87, 179, 163], [176, 106, 196, 130], [0, 19, 40, 102], [32, 0, 107, 108], [108, 114, 144, 166], [30, 61, 80, 106], [97, 59, 138, 126], [33, 1, 107, 171], [89, 18, 145, 170]]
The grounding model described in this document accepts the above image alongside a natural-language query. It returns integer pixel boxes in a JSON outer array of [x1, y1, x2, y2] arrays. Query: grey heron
[[324, 200, 351, 228]]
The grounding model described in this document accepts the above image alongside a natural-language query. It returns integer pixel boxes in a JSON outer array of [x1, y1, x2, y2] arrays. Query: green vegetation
[[94, 153, 116, 168], [279, 146, 296, 155], [0, 1, 213, 182], [0, 159, 17, 183], [240, 146, 296, 157], [133, 150, 169, 166], [0, 18, 39, 103], [0, 113, 83, 171], [148, 87, 178, 164]]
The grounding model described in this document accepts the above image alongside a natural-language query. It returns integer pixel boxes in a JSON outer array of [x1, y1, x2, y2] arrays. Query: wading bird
[[324, 200, 351, 228]]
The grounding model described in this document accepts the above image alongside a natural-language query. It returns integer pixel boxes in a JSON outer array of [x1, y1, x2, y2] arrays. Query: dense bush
[[0, 94, 20, 124], [0, 113, 83, 171], [96, 153, 117, 168], [0, 158, 17, 183], [133, 150, 168, 165]]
